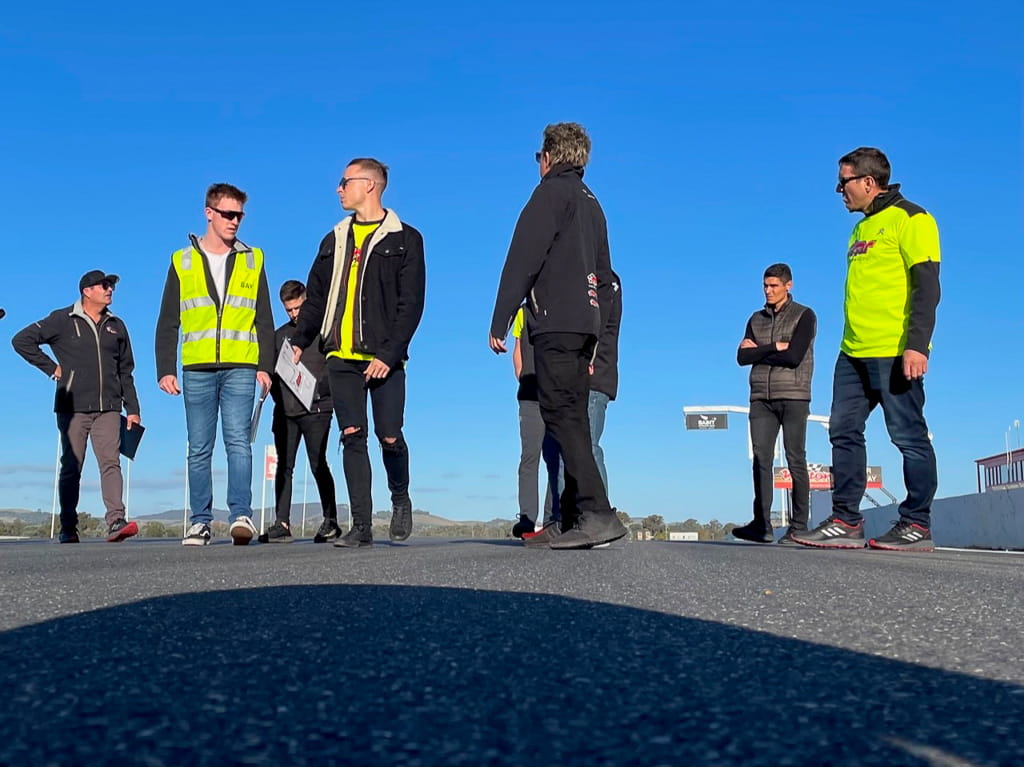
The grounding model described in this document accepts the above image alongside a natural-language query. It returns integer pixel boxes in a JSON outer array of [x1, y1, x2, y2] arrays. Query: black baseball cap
[[79, 270, 119, 292]]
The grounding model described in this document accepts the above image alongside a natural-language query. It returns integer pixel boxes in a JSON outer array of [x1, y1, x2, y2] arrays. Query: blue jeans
[[588, 390, 611, 494], [183, 368, 256, 525], [829, 353, 936, 526]]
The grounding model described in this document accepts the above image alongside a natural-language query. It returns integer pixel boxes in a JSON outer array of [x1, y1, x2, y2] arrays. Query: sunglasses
[[87, 280, 116, 291], [338, 176, 372, 189], [836, 174, 869, 192], [210, 206, 245, 221]]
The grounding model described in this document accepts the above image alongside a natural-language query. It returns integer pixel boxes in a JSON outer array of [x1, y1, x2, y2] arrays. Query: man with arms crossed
[[291, 158, 426, 548], [155, 183, 274, 546], [13, 270, 142, 543], [734, 263, 816, 544], [792, 148, 940, 551], [490, 122, 627, 549]]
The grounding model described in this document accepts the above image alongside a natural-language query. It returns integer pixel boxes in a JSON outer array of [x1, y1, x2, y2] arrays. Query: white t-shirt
[[204, 249, 230, 303]]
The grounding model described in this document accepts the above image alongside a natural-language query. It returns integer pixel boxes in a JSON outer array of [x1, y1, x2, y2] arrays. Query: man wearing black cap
[[12, 270, 142, 543]]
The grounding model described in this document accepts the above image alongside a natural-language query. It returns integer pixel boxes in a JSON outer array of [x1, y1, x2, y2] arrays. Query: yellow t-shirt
[[841, 200, 941, 357], [330, 221, 380, 361]]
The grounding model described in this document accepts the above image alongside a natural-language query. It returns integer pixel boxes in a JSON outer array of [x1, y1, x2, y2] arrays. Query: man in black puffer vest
[[735, 263, 816, 544]]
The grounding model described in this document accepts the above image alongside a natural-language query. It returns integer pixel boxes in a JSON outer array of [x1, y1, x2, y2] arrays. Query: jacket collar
[[188, 233, 252, 256], [336, 208, 403, 237], [70, 299, 113, 321], [763, 294, 796, 315], [542, 163, 584, 181], [863, 184, 903, 217]]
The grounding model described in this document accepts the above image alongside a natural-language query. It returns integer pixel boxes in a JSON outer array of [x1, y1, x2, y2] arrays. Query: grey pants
[[517, 400, 560, 524], [56, 411, 124, 531]]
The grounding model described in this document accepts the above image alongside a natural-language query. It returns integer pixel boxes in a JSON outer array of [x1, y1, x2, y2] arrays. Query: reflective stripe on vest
[[172, 245, 263, 366]]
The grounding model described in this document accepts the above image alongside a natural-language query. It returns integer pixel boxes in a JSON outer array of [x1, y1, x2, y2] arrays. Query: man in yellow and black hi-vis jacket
[[792, 148, 941, 553], [155, 183, 275, 547], [291, 158, 426, 549]]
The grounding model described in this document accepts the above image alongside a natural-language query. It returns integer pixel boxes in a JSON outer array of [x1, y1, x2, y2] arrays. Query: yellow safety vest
[[172, 244, 263, 366]]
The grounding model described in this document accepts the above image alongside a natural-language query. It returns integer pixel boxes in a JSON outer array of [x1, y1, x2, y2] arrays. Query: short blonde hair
[[542, 122, 591, 167]]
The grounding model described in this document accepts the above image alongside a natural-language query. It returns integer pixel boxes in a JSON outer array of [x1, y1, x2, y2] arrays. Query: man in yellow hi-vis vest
[[155, 183, 275, 546]]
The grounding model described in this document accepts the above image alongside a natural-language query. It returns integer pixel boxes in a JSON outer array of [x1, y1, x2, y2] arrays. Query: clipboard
[[250, 391, 268, 443], [120, 416, 145, 460]]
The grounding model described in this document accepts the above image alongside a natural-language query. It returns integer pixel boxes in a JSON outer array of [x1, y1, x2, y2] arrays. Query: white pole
[[125, 456, 132, 519], [50, 430, 60, 539], [301, 457, 309, 537], [260, 444, 268, 534], [183, 441, 189, 537]]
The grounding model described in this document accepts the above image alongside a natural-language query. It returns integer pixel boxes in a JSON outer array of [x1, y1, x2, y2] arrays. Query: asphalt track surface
[[0, 536, 1021, 767]]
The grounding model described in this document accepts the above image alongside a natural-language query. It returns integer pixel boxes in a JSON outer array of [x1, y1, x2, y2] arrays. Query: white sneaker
[[229, 516, 257, 546], [182, 523, 212, 546]]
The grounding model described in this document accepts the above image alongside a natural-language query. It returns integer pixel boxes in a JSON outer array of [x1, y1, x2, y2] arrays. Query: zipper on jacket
[[767, 310, 775, 400], [65, 369, 76, 393]]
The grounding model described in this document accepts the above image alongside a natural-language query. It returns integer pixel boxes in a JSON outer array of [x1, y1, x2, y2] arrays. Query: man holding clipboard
[[260, 280, 339, 543]]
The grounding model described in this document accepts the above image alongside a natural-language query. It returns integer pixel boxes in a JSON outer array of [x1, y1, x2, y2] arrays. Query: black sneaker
[[389, 497, 413, 542], [511, 516, 536, 539], [789, 516, 865, 549], [731, 522, 774, 543], [59, 529, 80, 544], [258, 521, 293, 544], [869, 521, 934, 552], [550, 511, 628, 550], [334, 524, 373, 548], [523, 521, 562, 547], [182, 522, 212, 546], [106, 519, 138, 542], [777, 529, 803, 545], [313, 518, 342, 543]]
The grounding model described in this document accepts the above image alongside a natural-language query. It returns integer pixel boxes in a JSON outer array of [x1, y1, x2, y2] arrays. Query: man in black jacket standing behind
[[13, 270, 142, 543], [260, 280, 340, 544], [490, 123, 627, 549], [291, 158, 426, 548]]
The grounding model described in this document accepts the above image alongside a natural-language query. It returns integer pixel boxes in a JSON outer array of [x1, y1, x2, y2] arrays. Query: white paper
[[275, 339, 317, 411]]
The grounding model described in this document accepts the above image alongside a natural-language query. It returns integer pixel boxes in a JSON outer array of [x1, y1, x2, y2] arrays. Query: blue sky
[[1, 1, 1021, 524]]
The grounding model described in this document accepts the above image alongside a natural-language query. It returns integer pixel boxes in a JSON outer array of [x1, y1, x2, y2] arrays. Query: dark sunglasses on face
[[88, 280, 115, 291], [210, 206, 245, 221], [338, 177, 372, 189], [836, 174, 869, 192]]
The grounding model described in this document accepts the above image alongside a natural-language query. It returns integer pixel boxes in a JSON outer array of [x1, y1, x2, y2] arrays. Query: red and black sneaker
[[789, 515, 865, 549], [106, 519, 138, 543], [523, 521, 561, 547], [869, 521, 934, 552]]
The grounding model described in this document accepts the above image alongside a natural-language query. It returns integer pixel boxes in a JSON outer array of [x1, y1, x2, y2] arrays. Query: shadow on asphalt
[[1, 585, 1020, 766]]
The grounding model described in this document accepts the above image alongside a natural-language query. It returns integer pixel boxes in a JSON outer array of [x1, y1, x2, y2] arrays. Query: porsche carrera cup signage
[[773, 464, 883, 490], [685, 413, 729, 430]]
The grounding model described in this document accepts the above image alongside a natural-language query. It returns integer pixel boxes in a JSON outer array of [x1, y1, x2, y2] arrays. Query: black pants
[[532, 332, 611, 519], [272, 410, 336, 525], [749, 399, 810, 532], [327, 358, 409, 527]]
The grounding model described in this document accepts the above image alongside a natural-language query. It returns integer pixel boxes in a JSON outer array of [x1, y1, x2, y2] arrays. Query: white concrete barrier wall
[[810, 488, 1024, 550]]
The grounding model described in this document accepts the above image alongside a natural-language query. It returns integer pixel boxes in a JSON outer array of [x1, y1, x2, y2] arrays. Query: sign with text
[[773, 463, 882, 490], [685, 413, 729, 430]]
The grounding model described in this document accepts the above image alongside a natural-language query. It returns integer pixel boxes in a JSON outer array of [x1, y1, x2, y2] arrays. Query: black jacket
[[292, 210, 426, 369], [490, 164, 614, 340], [590, 271, 622, 399], [12, 301, 140, 415], [271, 322, 332, 418], [154, 235, 275, 379]]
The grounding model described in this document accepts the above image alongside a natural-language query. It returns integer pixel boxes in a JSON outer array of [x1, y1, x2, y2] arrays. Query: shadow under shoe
[[335, 523, 373, 548], [550, 511, 628, 550], [731, 522, 774, 543]]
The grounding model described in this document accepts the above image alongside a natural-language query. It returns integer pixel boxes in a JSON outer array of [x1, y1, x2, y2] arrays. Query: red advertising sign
[[773, 464, 882, 490], [264, 445, 278, 480]]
